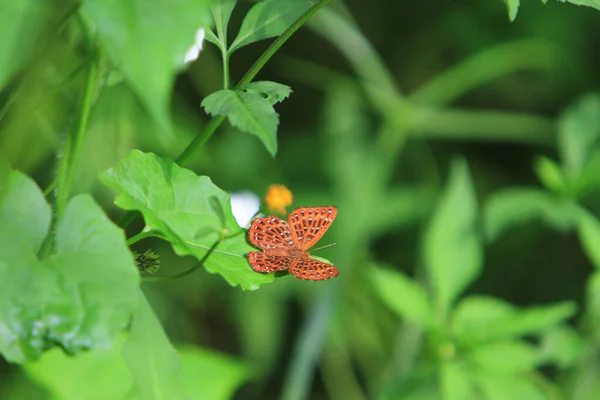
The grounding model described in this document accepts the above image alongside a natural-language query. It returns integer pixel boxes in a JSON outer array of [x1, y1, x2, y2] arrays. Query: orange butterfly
[[247, 206, 338, 280]]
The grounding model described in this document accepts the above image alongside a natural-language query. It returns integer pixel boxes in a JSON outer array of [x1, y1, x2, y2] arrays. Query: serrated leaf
[[0, 171, 139, 363], [241, 81, 292, 105], [370, 267, 433, 328], [229, 0, 312, 53], [578, 207, 600, 270], [81, 0, 213, 140], [558, 92, 600, 179], [452, 296, 576, 343], [123, 295, 186, 400], [562, 0, 600, 12], [468, 341, 540, 374], [99, 150, 273, 290], [202, 89, 278, 156], [503, 0, 520, 21], [484, 188, 579, 242], [0, 0, 52, 90], [424, 158, 482, 317], [178, 345, 249, 399]]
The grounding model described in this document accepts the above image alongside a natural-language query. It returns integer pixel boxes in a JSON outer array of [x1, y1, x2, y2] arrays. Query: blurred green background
[[2, 0, 600, 399]]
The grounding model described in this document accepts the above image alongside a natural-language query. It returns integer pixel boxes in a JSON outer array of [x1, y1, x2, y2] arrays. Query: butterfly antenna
[[311, 242, 336, 253]]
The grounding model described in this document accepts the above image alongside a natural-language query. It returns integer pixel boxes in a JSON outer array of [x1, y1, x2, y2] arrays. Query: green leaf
[[534, 156, 567, 194], [370, 267, 433, 328], [586, 272, 600, 339], [503, 0, 520, 21], [99, 150, 273, 290], [452, 296, 576, 343], [229, 0, 312, 53], [241, 81, 292, 105], [475, 374, 546, 400], [558, 92, 600, 179], [424, 158, 482, 317], [578, 207, 600, 270], [81, 0, 212, 140], [202, 89, 279, 156], [468, 341, 540, 374], [0, 0, 52, 90], [211, 0, 237, 48], [22, 337, 131, 400], [178, 345, 250, 399], [539, 325, 585, 369], [562, 0, 600, 13], [484, 188, 579, 242], [441, 361, 475, 400], [0, 170, 140, 363], [123, 294, 186, 400]]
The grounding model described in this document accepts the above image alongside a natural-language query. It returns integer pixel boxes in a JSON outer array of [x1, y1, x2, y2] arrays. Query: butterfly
[[247, 206, 339, 281]]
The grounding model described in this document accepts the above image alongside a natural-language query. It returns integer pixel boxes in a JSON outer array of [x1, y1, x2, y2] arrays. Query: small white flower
[[184, 27, 206, 64], [230, 191, 261, 228]]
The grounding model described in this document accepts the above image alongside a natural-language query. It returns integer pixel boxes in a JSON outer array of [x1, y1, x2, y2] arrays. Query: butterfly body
[[247, 206, 338, 281]]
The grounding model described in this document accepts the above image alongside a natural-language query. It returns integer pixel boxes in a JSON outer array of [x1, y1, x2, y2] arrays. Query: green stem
[[55, 45, 98, 218], [142, 238, 220, 282], [120, 0, 334, 229], [222, 49, 230, 89], [126, 229, 154, 246], [410, 38, 560, 107]]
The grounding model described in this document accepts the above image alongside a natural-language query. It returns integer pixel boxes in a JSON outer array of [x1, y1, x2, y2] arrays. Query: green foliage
[[424, 158, 482, 318], [202, 85, 285, 156], [3, 0, 600, 399], [370, 267, 433, 328], [0, 0, 52, 90], [20, 297, 249, 400], [0, 169, 139, 363], [80, 0, 213, 139], [229, 0, 313, 53], [504, 0, 600, 21], [99, 150, 273, 289]]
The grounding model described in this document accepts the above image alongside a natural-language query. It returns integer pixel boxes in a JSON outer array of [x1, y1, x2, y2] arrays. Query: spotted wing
[[288, 206, 337, 250], [248, 216, 295, 251], [289, 257, 339, 281], [248, 252, 298, 273]]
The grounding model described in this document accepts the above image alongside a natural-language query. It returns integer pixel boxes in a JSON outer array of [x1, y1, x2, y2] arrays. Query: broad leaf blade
[[202, 90, 278, 156], [424, 158, 482, 317], [0, 171, 139, 363], [99, 150, 273, 290], [229, 0, 312, 53], [22, 338, 131, 400], [0, 0, 52, 90], [81, 0, 212, 140], [370, 267, 433, 328], [123, 294, 186, 400]]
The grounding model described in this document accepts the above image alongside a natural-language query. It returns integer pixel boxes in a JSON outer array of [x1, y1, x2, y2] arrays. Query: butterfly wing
[[289, 257, 339, 281], [288, 206, 337, 250], [248, 216, 295, 251], [248, 252, 298, 273]]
